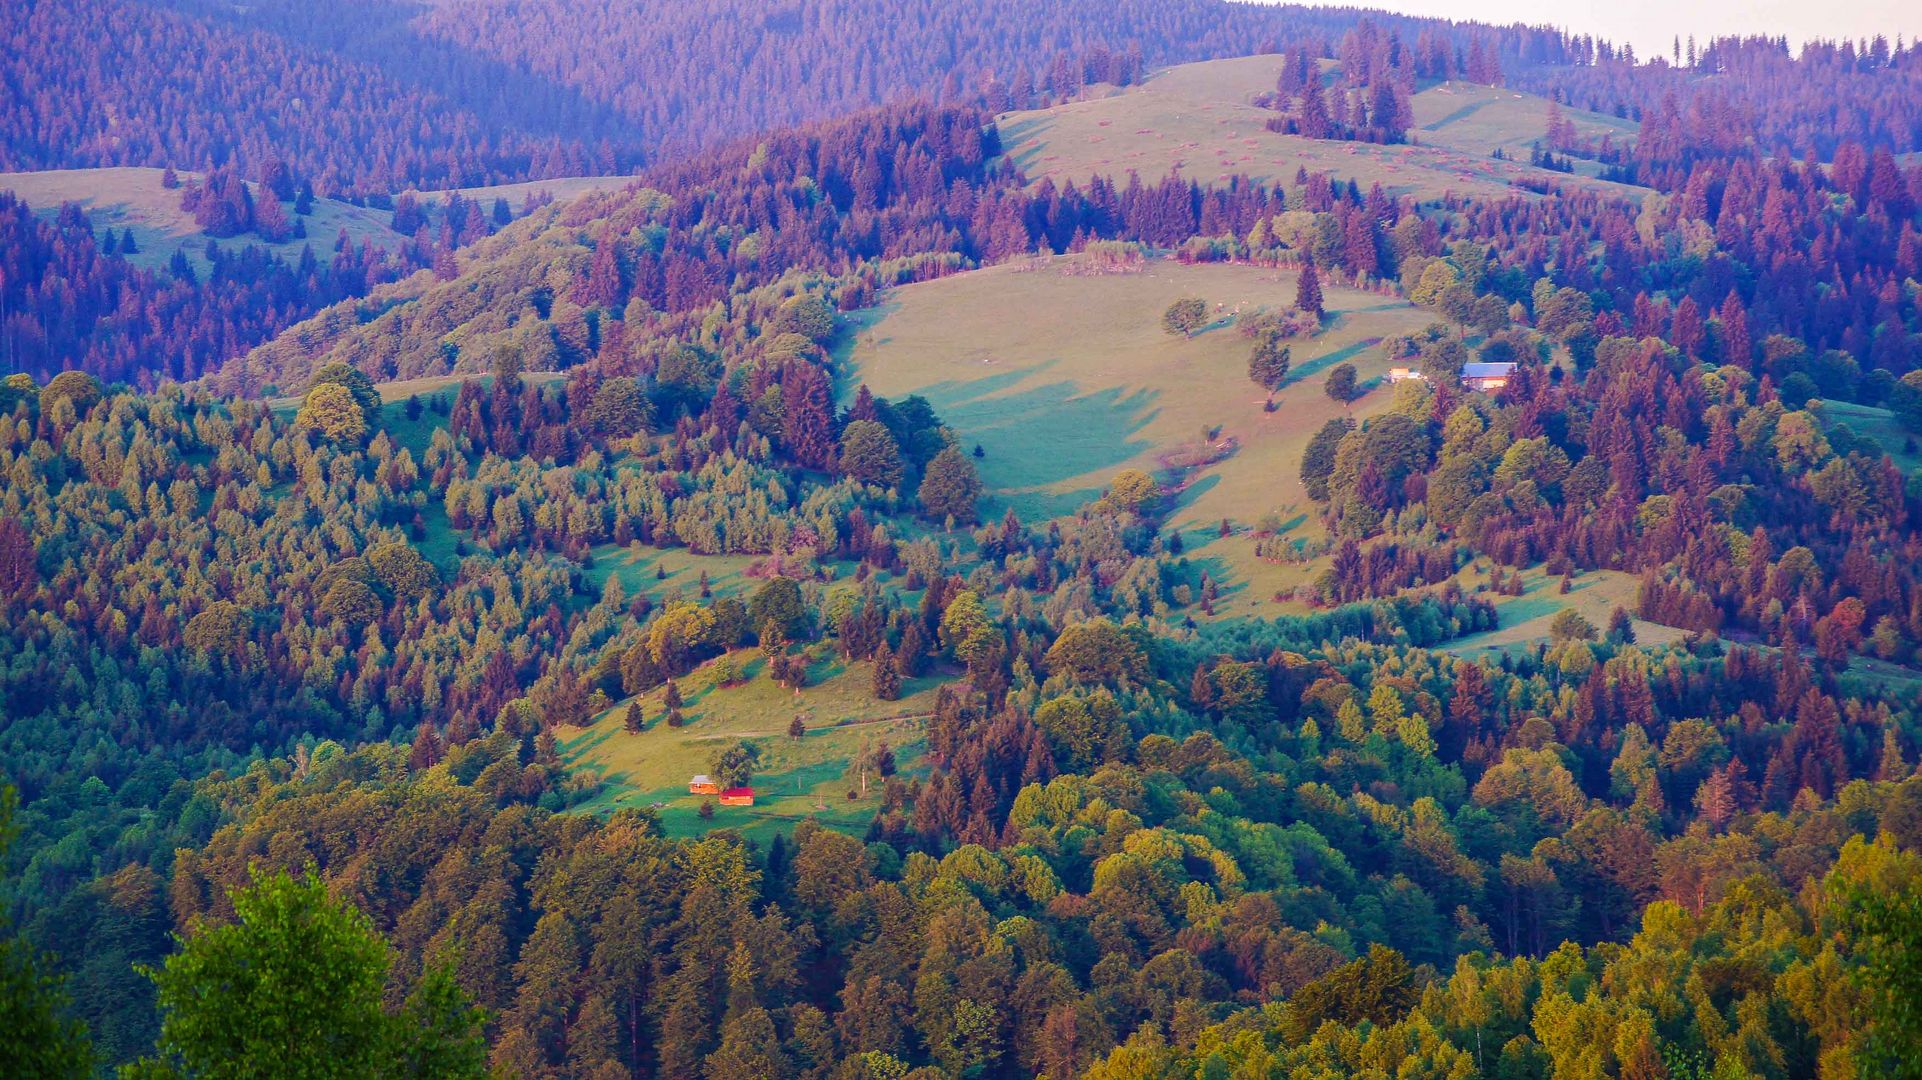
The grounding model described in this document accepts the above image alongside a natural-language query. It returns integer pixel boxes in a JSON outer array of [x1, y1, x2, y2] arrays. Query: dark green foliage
[[840, 420, 905, 487], [917, 446, 982, 524], [1324, 361, 1359, 404], [1845, 878, 1922, 1078], [1300, 416, 1355, 501], [749, 577, 809, 641], [306, 362, 381, 424], [1162, 296, 1209, 336], [712, 741, 758, 789], [1247, 333, 1292, 392], [0, 788, 93, 1080]]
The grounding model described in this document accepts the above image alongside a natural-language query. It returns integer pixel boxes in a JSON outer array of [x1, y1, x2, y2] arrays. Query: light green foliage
[[1101, 468, 1160, 513], [127, 867, 486, 1079], [295, 382, 368, 443], [939, 589, 998, 668]]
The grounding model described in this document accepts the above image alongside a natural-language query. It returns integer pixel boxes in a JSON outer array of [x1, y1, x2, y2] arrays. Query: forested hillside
[[4, 2, 1922, 1078]]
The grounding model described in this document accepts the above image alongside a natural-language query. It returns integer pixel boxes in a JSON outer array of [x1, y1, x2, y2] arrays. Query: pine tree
[[871, 644, 902, 701], [1296, 262, 1325, 321]]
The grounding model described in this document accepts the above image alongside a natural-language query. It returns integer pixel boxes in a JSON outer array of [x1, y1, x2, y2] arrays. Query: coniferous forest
[[5, 1, 1922, 1078]]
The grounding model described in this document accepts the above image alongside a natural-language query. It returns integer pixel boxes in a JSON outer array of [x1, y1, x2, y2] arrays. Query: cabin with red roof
[[719, 787, 755, 806]]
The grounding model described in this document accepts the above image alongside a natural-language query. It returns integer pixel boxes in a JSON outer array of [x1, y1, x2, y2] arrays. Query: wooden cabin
[[689, 774, 720, 795], [719, 787, 755, 806], [1461, 362, 1517, 392]]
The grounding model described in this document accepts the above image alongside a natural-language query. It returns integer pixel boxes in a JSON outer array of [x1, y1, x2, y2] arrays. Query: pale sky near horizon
[[1273, 0, 1922, 63]]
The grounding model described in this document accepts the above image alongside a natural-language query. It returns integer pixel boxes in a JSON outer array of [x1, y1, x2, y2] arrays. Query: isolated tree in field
[[1162, 297, 1209, 336], [128, 867, 486, 1079], [1325, 362, 1359, 405], [918, 446, 983, 524], [1248, 333, 1292, 393], [712, 741, 757, 789], [1548, 609, 1598, 644], [1295, 263, 1325, 321], [839, 420, 905, 487], [297, 382, 370, 444]]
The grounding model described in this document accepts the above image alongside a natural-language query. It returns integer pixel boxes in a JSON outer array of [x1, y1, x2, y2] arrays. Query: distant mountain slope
[[2, 0, 1575, 191], [0, 168, 399, 275]]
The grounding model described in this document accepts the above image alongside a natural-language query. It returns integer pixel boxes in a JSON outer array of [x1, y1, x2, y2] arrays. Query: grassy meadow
[[0, 166, 398, 275], [559, 648, 947, 840], [846, 253, 1431, 526], [996, 55, 1646, 202]]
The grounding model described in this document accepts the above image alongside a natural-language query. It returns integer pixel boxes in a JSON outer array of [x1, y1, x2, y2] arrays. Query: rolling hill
[[997, 54, 1646, 201], [0, 166, 397, 275]]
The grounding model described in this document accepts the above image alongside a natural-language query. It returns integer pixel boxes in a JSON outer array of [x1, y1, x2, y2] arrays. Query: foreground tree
[[124, 867, 487, 1079], [0, 787, 93, 1080]]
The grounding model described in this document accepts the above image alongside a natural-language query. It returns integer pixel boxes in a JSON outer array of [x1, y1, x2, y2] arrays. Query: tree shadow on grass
[[907, 364, 1163, 520], [1280, 338, 1381, 389]]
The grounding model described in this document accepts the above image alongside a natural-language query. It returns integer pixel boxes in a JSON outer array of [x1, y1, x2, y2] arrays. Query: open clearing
[[1443, 564, 1688, 656], [560, 649, 946, 840], [848, 253, 1434, 530], [0, 167, 398, 275], [997, 55, 1646, 202], [1411, 80, 1637, 178], [406, 175, 638, 210], [1821, 399, 1922, 472]]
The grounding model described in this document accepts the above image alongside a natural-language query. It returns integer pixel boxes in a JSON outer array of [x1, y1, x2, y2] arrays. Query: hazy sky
[[1277, 0, 1922, 62]]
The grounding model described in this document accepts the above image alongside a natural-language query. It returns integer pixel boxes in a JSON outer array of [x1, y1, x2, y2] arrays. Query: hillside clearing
[[560, 649, 946, 840], [1443, 565, 1687, 656], [996, 55, 1646, 202], [848, 254, 1432, 530], [0, 167, 398, 275]]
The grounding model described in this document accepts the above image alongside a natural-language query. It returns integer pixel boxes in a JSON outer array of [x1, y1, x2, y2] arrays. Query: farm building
[[1462, 362, 1516, 391], [719, 787, 755, 806], [1385, 362, 1516, 392], [688, 774, 719, 795]]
